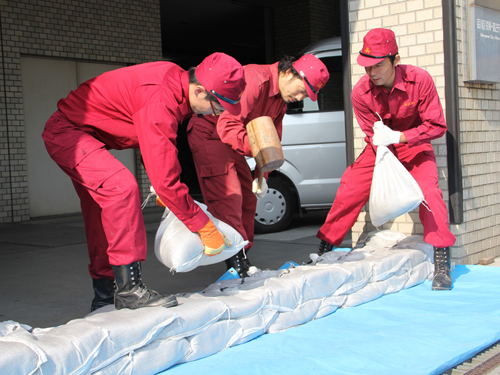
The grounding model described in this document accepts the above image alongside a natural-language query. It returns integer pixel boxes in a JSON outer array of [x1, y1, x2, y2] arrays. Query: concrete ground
[[0, 207, 341, 329]]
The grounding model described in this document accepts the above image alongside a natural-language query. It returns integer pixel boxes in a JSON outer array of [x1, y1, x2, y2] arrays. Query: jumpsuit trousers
[[187, 116, 257, 250], [43, 111, 148, 280], [317, 143, 456, 249]]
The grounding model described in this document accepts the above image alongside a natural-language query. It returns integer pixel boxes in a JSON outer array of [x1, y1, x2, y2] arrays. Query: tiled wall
[[455, 0, 500, 264], [348, 0, 500, 264], [273, 0, 340, 60], [0, 0, 162, 222]]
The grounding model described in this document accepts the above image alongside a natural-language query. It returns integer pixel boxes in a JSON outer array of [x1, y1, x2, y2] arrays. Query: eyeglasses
[[299, 71, 318, 95], [210, 100, 224, 116], [210, 89, 240, 105], [359, 51, 394, 59]]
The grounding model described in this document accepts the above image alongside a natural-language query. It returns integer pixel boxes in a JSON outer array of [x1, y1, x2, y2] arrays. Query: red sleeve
[[216, 81, 268, 157], [351, 84, 378, 145], [134, 102, 209, 232], [402, 72, 447, 147], [272, 111, 285, 141]]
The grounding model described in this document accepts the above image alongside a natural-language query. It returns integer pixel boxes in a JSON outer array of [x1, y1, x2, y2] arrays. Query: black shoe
[[318, 240, 334, 256], [90, 277, 115, 312], [306, 240, 335, 264], [432, 247, 452, 290], [112, 262, 178, 310], [225, 250, 251, 278]]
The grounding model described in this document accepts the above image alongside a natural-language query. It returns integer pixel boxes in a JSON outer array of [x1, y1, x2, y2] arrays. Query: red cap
[[357, 28, 398, 67], [196, 53, 246, 115], [292, 54, 329, 102]]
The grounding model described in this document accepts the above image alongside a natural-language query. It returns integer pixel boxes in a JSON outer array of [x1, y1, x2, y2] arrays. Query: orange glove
[[156, 196, 166, 207], [197, 220, 232, 256]]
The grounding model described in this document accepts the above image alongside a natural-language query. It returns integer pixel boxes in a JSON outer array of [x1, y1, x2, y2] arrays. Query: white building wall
[[348, 0, 500, 264]]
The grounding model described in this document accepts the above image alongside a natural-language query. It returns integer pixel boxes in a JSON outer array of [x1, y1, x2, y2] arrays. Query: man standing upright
[[316, 28, 455, 290], [188, 54, 329, 277]]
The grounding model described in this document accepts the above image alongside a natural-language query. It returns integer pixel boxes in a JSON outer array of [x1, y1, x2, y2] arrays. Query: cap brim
[[220, 101, 241, 116], [357, 54, 384, 67], [304, 84, 318, 102]]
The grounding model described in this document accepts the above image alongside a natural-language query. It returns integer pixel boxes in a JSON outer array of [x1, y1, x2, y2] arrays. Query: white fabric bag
[[154, 201, 248, 273], [369, 145, 425, 227]]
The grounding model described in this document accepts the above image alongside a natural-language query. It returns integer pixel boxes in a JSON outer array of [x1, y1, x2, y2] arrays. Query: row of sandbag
[[0, 230, 434, 375]]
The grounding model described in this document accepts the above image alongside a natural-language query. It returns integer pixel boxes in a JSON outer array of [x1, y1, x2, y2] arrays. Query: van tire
[[254, 177, 296, 234]]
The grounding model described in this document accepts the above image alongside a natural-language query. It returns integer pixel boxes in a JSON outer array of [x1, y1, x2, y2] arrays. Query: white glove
[[252, 178, 268, 198], [372, 122, 401, 146]]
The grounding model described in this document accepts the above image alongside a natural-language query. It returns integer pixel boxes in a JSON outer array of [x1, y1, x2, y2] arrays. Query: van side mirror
[[286, 100, 304, 114]]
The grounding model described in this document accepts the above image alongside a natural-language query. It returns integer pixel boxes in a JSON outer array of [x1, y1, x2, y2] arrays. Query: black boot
[[318, 240, 334, 256], [90, 278, 115, 312], [432, 247, 452, 291], [225, 250, 251, 278], [112, 262, 178, 310]]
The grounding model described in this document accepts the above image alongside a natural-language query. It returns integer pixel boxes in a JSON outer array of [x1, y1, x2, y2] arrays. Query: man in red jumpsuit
[[316, 28, 456, 290], [187, 54, 329, 277], [42, 53, 246, 311]]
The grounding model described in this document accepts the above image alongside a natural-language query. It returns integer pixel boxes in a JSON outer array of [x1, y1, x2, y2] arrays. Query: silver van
[[250, 37, 347, 233]]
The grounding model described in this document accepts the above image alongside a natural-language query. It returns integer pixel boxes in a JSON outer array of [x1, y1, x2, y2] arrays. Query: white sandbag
[[0, 335, 44, 375], [153, 297, 227, 340], [200, 286, 269, 319], [93, 338, 190, 375], [0, 320, 107, 375], [232, 310, 278, 345], [154, 202, 248, 273], [0, 320, 32, 337], [84, 307, 178, 373], [332, 261, 373, 296], [364, 229, 407, 249], [314, 295, 347, 320], [35, 321, 108, 374], [267, 299, 322, 333], [343, 278, 392, 307], [180, 320, 243, 363], [403, 261, 434, 288], [368, 251, 414, 282], [288, 266, 350, 301], [263, 276, 305, 311], [369, 145, 425, 227], [0, 229, 435, 375]]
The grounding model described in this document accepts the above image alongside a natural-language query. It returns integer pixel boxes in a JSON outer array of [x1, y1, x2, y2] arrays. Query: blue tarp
[[162, 265, 500, 375]]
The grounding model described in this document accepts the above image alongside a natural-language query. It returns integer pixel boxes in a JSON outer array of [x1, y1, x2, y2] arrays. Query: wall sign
[[468, 5, 500, 83]]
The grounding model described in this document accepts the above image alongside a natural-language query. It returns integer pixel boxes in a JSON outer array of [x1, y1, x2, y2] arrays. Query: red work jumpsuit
[[317, 65, 456, 249], [187, 62, 286, 250], [42, 62, 210, 279]]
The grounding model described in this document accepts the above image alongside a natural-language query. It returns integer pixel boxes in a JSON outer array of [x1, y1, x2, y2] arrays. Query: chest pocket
[[397, 100, 419, 122]]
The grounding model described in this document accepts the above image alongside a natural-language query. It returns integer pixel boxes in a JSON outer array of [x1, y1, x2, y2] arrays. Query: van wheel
[[254, 177, 296, 234]]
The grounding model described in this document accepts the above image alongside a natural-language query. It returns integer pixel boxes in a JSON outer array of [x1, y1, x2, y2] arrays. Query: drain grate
[[443, 341, 500, 375]]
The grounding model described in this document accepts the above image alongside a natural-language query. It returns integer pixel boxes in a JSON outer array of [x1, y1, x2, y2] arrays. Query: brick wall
[[455, 0, 500, 264], [348, 0, 500, 264], [0, 0, 162, 222]]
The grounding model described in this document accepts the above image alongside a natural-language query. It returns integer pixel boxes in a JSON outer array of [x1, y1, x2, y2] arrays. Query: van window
[[287, 55, 344, 114]]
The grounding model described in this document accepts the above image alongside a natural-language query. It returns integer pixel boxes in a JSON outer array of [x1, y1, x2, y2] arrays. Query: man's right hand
[[197, 220, 232, 256], [373, 123, 401, 146]]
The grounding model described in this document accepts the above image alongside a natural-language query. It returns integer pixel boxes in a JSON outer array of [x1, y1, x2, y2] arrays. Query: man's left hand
[[252, 178, 268, 198], [373, 124, 401, 146]]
